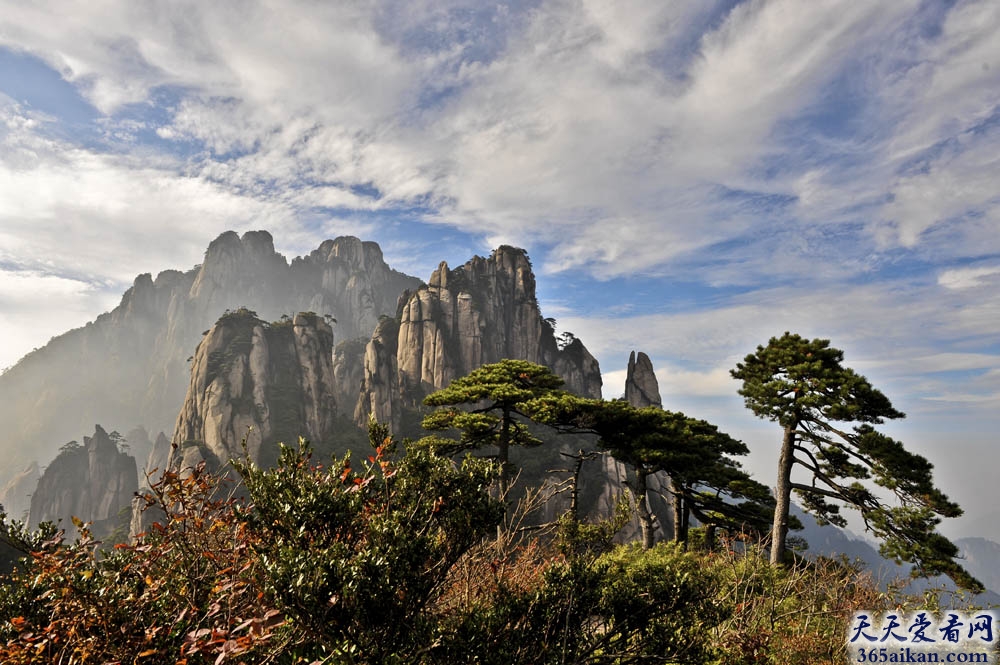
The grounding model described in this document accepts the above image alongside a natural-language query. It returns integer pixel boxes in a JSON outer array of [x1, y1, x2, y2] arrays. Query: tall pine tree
[[731, 332, 981, 591]]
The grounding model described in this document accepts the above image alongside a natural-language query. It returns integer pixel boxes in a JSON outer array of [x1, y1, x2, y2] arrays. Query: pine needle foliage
[[731, 332, 980, 591]]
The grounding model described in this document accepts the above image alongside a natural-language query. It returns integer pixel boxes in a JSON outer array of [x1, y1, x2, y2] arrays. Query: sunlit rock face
[[355, 246, 603, 430], [28, 425, 138, 540], [0, 462, 40, 522], [171, 310, 338, 468]]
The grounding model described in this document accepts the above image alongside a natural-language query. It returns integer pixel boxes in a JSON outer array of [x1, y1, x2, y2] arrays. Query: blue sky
[[1, 0, 999, 538]]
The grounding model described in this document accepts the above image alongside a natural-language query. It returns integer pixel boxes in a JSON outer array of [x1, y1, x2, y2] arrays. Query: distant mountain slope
[[955, 537, 1000, 600], [0, 231, 421, 475], [793, 504, 1000, 606]]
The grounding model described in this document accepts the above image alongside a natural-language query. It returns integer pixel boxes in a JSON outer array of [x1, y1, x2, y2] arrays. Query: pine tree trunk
[[670, 477, 687, 547], [681, 499, 690, 550], [636, 468, 655, 549], [770, 423, 797, 565], [705, 524, 716, 552], [499, 406, 511, 492]]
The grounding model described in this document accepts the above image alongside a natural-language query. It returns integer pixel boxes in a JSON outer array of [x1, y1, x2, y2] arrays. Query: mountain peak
[[356, 245, 601, 429], [625, 351, 662, 409]]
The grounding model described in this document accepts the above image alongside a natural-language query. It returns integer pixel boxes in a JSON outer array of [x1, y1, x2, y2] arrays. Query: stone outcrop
[[140, 432, 171, 488], [624, 351, 662, 408], [332, 337, 368, 417], [0, 462, 39, 522], [355, 318, 401, 427], [171, 310, 338, 467], [591, 351, 672, 542], [28, 425, 138, 539], [355, 246, 602, 429], [624, 350, 672, 543], [0, 231, 421, 479]]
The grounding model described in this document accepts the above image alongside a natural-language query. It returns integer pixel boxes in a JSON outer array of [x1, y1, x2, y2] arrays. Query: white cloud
[[938, 266, 1000, 290], [0, 270, 120, 370], [563, 276, 1000, 409], [1, 0, 998, 286], [1, 1, 999, 417]]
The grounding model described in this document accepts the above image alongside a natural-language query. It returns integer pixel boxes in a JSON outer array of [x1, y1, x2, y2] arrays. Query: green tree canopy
[[420, 359, 566, 486], [731, 332, 980, 592], [528, 395, 773, 549]]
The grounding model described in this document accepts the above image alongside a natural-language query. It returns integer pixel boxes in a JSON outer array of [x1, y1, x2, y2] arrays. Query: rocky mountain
[[624, 351, 662, 409], [170, 310, 340, 468], [354, 246, 602, 430], [0, 230, 422, 479], [595, 350, 672, 542], [955, 538, 1000, 599], [0, 462, 39, 523], [28, 425, 137, 540], [140, 432, 171, 488]]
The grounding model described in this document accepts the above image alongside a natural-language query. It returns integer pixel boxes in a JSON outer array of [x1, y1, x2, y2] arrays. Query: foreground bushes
[[1, 425, 899, 664]]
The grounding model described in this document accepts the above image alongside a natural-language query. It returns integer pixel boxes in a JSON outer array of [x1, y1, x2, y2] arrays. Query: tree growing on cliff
[[731, 332, 981, 591], [420, 359, 566, 488], [528, 395, 773, 549]]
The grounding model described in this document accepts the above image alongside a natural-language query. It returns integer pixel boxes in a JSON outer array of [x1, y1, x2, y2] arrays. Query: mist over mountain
[[0, 230, 421, 478], [4, 227, 998, 613], [793, 504, 1000, 605], [0, 462, 39, 523]]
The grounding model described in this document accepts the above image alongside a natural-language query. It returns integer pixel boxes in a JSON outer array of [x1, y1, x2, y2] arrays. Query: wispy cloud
[[2, 0, 1000, 403], [939, 266, 1000, 290], [1, 1, 998, 285]]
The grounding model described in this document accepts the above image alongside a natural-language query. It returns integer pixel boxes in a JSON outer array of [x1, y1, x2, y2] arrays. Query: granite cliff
[[355, 246, 602, 429], [588, 351, 672, 542], [624, 351, 662, 409], [0, 462, 39, 523], [28, 425, 137, 539], [170, 310, 339, 468], [0, 230, 421, 476]]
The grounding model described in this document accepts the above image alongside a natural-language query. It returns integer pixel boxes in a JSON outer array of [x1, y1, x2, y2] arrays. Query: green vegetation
[[527, 395, 774, 549], [0, 431, 910, 664], [0, 335, 982, 662], [731, 332, 980, 591], [420, 359, 565, 488]]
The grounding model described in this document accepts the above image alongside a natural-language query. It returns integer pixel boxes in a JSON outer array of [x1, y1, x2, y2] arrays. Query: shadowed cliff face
[[0, 230, 421, 475], [28, 425, 137, 540], [355, 246, 603, 430], [170, 310, 338, 469], [624, 351, 662, 409]]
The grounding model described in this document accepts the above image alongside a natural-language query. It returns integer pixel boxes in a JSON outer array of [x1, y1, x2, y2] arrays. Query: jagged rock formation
[[0, 462, 39, 522], [624, 351, 662, 408], [171, 310, 338, 467], [140, 432, 171, 488], [590, 351, 672, 543], [332, 338, 368, 417], [28, 425, 137, 539], [355, 246, 602, 429], [0, 230, 421, 478]]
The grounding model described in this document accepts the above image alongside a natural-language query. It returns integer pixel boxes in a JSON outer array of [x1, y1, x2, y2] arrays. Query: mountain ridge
[[0, 230, 423, 477]]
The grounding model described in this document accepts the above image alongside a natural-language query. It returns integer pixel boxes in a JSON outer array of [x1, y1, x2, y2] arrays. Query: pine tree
[[420, 359, 566, 488], [528, 396, 772, 549], [731, 332, 981, 591]]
